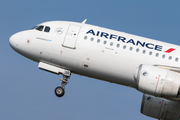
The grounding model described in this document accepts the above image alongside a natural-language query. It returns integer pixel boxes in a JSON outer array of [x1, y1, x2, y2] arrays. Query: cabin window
[[90, 37, 94, 41], [142, 50, 146, 54], [169, 56, 172, 60], [129, 47, 133, 51], [36, 25, 44, 31], [44, 26, 50, 32], [136, 48, 139, 52], [84, 36, 87, 40], [156, 53, 159, 57], [149, 52, 152, 55], [175, 58, 179, 62], [123, 45, 126, 49], [110, 42, 113, 46], [162, 55, 165, 59], [97, 39, 100, 43], [104, 41, 107, 45], [116, 44, 120, 48]]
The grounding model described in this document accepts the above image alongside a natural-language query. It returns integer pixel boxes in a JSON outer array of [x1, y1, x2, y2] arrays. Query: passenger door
[[63, 24, 81, 49]]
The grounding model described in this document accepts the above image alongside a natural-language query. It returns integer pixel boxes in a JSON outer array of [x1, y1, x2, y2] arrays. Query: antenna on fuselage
[[82, 19, 87, 24]]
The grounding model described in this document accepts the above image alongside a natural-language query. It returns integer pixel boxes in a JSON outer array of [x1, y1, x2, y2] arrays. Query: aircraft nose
[[9, 33, 19, 50]]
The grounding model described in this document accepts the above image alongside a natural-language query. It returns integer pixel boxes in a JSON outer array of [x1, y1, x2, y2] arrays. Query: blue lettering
[[86, 30, 164, 51], [146, 43, 154, 49], [110, 34, 117, 39], [155, 45, 162, 51], [96, 31, 100, 36], [118, 36, 126, 42], [87, 29, 95, 35], [127, 39, 135, 45], [136, 41, 145, 47], [100, 32, 109, 38]]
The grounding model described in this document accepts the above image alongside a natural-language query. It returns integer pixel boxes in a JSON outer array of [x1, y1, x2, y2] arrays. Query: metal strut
[[60, 75, 69, 88]]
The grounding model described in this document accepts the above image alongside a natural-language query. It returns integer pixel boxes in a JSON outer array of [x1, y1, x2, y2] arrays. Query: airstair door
[[63, 24, 81, 49]]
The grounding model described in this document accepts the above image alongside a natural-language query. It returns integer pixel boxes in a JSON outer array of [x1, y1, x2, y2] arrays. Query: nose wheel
[[55, 73, 70, 97], [55, 86, 65, 97]]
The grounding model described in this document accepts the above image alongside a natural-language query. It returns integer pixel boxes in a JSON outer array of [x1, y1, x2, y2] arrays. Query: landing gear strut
[[55, 70, 71, 97]]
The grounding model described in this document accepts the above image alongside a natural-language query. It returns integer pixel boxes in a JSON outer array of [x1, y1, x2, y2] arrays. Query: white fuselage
[[9, 21, 180, 88]]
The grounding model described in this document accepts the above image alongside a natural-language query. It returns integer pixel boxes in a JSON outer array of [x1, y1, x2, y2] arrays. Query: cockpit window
[[31, 25, 50, 33], [35, 25, 44, 31], [44, 26, 50, 32]]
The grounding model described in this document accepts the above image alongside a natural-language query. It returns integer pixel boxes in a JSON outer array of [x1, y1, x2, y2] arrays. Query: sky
[[1, 0, 180, 120]]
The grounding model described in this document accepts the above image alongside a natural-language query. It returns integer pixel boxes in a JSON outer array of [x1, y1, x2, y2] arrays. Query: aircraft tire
[[55, 86, 65, 97]]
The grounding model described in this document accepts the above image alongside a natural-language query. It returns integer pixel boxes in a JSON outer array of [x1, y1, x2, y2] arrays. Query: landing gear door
[[63, 24, 81, 49]]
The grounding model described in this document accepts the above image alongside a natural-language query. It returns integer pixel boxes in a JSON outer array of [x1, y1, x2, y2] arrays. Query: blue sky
[[1, 0, 180, 120]]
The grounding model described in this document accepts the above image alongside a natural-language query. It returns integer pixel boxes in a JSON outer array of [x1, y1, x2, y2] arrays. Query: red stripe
[[154, 75, 160, 96], [165, 48, 175, 53]]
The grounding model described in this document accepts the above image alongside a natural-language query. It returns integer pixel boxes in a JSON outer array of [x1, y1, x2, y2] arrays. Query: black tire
[[55, 86, 65, 97]]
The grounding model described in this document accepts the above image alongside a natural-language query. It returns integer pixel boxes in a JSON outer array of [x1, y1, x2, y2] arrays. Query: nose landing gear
[[55, 71, 71, 97]]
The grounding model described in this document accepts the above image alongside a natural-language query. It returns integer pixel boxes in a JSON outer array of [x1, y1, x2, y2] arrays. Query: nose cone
[[9, 33, 19, 50]]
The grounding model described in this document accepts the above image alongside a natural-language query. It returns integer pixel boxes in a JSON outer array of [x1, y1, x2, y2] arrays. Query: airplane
[[9, 19, 180, 120]]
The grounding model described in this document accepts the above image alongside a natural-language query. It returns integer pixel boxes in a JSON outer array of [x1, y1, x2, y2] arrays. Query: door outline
[[62, 24, 81, 49]]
